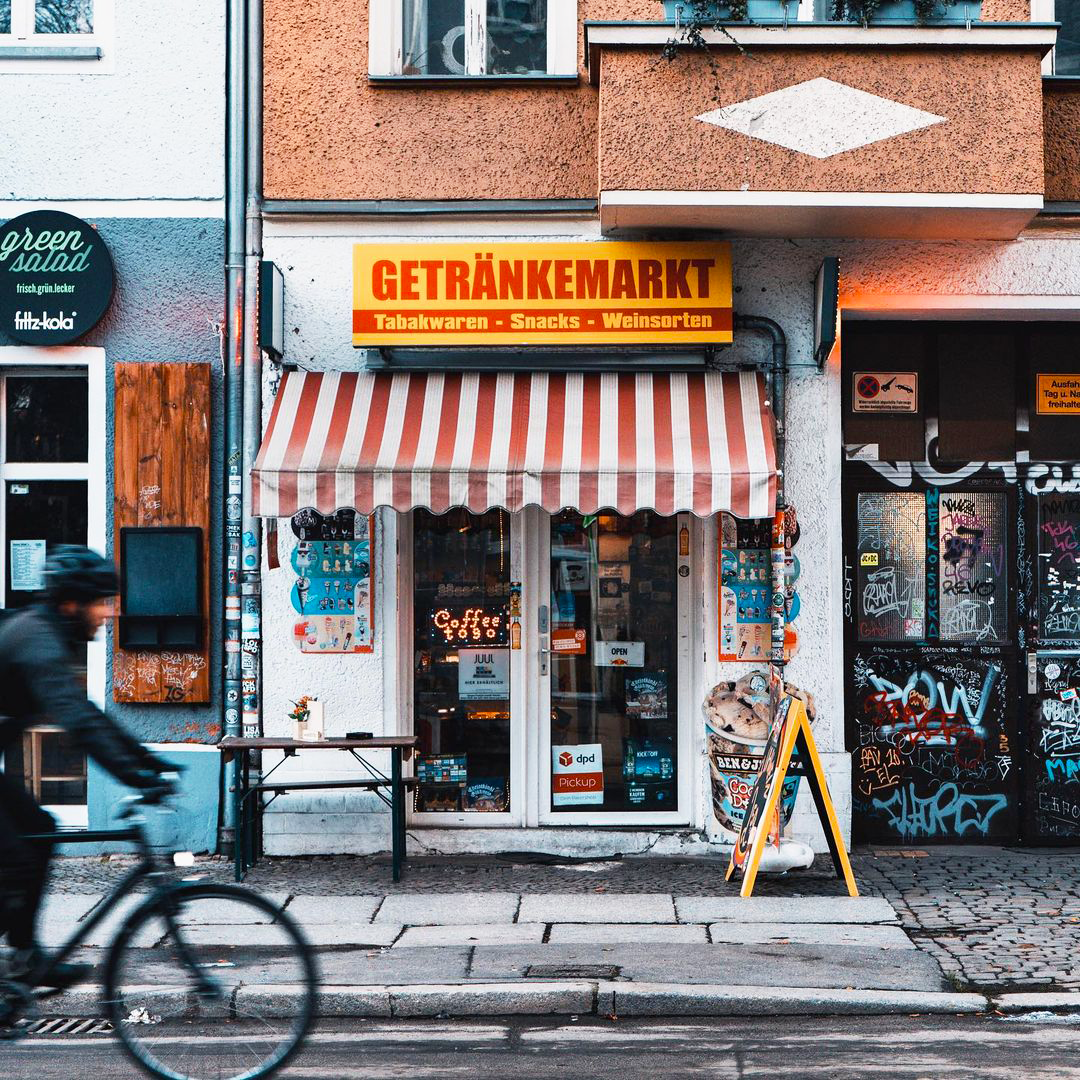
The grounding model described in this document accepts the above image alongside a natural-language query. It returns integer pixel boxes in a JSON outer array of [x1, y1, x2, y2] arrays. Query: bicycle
[[0, 790, 317, 1080]]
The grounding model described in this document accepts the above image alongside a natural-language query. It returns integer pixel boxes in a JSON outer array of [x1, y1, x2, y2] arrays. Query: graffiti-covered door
[[845, 482, 1019, 844], [1024, 494, 1080, 841]]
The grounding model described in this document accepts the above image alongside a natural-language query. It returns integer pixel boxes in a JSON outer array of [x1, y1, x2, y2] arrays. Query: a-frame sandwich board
[[726, 695, 858, 899]]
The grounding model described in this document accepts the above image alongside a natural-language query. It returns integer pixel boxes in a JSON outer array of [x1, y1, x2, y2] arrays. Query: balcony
[[587, 22, 1055, 239]]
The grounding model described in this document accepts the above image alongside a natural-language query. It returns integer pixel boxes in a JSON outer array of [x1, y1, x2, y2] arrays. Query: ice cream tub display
[[703, 670, 816, 835]]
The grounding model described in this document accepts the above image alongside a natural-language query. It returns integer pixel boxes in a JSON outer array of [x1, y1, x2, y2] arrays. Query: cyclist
[[0, 546, 175, 989]]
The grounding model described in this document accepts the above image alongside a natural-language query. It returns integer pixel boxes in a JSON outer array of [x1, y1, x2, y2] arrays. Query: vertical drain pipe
[[733, 316, 788, 719], [240, 0, 263, 740], [222, 0, 247, 851]]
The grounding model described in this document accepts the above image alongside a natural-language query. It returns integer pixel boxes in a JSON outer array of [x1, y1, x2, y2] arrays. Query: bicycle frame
[[20, 819, 160, 985]]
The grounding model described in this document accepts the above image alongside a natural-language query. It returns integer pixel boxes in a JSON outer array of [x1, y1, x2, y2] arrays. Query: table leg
[[391, 747, 403, 882], [233, 752, 243, 883]]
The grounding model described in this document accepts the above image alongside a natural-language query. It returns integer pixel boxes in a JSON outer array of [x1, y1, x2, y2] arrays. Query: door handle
[[1028, 652, 1038, 695], [539, 635, 550, 676]]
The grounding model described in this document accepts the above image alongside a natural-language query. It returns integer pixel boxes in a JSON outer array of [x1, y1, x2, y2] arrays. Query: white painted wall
[[0, 1, 224, 200], [259, 219, 1080, 857]]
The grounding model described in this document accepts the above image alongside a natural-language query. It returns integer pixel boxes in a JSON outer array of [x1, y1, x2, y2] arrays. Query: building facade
[[0, 1, 225, 846], [247, 0, 1080, 858]]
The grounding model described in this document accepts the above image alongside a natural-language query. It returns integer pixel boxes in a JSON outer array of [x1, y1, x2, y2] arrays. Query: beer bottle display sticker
[[0, 210, 116, 345]]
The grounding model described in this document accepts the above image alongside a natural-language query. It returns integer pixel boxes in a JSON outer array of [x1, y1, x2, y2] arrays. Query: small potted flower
[[289, 695, 324, 741]]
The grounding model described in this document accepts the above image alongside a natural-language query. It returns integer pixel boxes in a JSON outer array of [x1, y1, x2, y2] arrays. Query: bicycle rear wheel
[[103, 882, 316, 1080]]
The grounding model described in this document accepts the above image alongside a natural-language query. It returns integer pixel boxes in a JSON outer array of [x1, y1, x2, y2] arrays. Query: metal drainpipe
[[733, 315, 788, 720], [221, 0, 247, 851], [240, 0, 263, 742]]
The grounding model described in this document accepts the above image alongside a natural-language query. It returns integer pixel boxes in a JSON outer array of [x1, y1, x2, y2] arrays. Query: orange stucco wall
[[264, 0, 1045, 202], [599, 48, 1045, 196], [264, 0, 658, 200], [1044, 85, 1080, 202]]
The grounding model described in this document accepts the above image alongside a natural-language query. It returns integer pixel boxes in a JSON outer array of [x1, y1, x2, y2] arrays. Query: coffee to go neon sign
[[431, 605, 508, 646]]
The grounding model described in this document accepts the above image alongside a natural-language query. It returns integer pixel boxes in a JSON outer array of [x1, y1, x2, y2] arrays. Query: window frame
[[0, 346, 106, 827], [1034, 0, 1077, 76], [0, 0, 113, 73], [369, 0, 578, 79]]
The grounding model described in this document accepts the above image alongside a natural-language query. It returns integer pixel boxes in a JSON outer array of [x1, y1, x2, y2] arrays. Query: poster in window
[[458, 647, 510, 699], [9, 538, 46, 591], [719, 515, 773, 661], [626, 672, 668, 720], [1038, 495, 1080, 639], [938, 491, 1008, 643], [855, 492, 926, 642], [289, 510, 374, 652]]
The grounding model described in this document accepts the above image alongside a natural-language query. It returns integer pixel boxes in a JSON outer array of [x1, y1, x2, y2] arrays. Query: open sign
[[594, 641, 645, 668]]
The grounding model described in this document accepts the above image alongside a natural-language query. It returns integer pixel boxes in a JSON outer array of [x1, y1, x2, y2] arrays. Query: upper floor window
[[370, 0, 576, 77], [1, 0, 93, 39], [1035, 0, 1080, 76]]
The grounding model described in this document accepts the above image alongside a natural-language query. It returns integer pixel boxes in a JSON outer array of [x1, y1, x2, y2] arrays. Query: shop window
[[1027, 329, 1080, 462], [548, 511, 679, 815], [855, 492, 927, 642], [0, 358, 101, 824], [412, 508, 512, 814], [936, 329, 1016, 463], [5, 728, 87, 805], [938, 491, 1008, 643], [1037, 494, 1080, 639], [370, 0, 576, 76]]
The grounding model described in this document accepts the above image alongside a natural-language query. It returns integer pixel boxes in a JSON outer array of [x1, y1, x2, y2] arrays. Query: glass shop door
[[538, 510, 693, 825], [408, 508, 524, 825]]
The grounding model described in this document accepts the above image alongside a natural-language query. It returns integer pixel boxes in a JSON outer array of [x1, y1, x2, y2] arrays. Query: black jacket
[[0, 605, 162, 791]]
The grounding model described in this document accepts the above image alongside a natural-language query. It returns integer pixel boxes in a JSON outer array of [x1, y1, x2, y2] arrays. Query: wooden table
[[218, 736, 419, 882]]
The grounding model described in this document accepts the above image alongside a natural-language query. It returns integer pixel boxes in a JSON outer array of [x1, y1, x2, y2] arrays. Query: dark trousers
[[0, 769, 55, 950]]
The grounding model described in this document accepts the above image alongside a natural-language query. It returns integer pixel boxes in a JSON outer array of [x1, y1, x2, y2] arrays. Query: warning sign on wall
[[1036, 374, 1080, 414], [852, 372, 918, 413]]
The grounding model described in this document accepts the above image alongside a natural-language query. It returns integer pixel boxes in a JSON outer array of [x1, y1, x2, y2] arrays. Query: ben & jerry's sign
[[353, 242, 732, 347], [0, 210, 116, 345]]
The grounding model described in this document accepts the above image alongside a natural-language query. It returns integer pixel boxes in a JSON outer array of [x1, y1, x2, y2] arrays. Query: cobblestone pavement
[[47, 845, 1080, 992]]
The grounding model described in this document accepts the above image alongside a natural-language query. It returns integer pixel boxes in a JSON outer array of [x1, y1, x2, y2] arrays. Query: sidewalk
[[39, 847, 1080, 1018]]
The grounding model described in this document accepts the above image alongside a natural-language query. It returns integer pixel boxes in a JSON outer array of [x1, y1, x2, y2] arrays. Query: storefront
[[843, 320, 1080, 845], [251, 237, 798, 850]]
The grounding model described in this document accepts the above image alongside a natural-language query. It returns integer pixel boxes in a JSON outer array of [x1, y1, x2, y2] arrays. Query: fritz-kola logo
[[14, 310, 76, 332]]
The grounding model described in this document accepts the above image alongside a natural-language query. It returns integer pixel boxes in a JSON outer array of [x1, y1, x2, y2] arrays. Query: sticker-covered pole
[[734, 316, 788, 716]]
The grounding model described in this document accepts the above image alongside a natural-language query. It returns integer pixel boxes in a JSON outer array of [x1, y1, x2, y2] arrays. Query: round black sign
[[0, 210, 115, 346]]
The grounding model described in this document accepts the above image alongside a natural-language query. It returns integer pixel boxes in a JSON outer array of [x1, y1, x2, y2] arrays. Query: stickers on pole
[[726, 695, 858, 899], [552, 744, 604, 806], [290, 508, 374, 653]]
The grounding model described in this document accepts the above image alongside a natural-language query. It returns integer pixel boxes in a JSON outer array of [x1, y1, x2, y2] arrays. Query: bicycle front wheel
[[103, 882, 316, 1080]]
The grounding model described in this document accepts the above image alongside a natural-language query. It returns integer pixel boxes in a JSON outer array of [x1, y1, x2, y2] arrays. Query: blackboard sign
[[0, 210, 115, 345], [727, 695, 856, 898]]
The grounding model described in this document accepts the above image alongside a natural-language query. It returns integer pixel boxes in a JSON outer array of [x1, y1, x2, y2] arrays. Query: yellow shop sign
[[352, 242, 733, 347]]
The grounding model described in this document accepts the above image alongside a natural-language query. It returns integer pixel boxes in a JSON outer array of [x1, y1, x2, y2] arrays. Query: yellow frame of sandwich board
[[726, 695, 858, 899]]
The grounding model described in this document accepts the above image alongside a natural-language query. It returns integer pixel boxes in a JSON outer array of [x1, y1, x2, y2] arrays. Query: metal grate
[[525, 964, 620, 979], [17, 1017, 113, 1036]]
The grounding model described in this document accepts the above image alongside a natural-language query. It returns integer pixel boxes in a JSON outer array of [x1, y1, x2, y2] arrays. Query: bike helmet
[[43, 545, 119, 602]]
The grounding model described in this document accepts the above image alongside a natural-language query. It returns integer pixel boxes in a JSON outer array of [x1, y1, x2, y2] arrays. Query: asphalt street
[[3, 1014, 1080, 1079]]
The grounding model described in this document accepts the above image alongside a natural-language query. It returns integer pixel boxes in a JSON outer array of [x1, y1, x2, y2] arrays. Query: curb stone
[[993, 992, 1080, 1013], [47, 982, 990, 1019]]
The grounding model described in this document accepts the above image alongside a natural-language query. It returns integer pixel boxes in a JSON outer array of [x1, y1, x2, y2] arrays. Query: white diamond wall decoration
[[695, 77, 946, 159]]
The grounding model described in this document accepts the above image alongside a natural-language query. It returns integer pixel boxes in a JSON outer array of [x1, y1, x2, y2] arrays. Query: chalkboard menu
[[1038, 495, 1080, 640], [856, 492, 927, 642]]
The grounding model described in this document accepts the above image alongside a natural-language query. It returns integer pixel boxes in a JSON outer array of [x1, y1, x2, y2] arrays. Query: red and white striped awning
[[252, 370, 775, 518]]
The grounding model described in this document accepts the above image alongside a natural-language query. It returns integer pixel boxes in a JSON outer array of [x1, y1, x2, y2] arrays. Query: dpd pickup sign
[[0, 210, 115, 345]]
